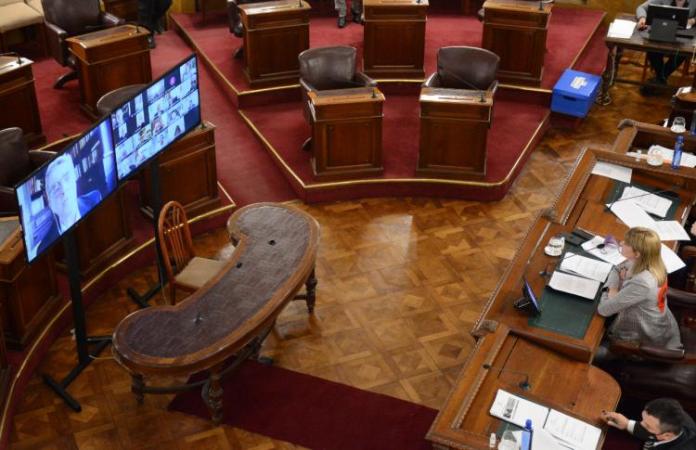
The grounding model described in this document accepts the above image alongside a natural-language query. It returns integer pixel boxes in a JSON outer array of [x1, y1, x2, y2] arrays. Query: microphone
[[482, 363, 531, 390], [0, 52, 22, 65], [538, 233, 618, 278], [436, 67, 488, 103], [603, 185, 678, 213]]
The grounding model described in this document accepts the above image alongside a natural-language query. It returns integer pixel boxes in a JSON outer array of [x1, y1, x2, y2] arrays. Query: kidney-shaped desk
[[112, 203, 319, 423]]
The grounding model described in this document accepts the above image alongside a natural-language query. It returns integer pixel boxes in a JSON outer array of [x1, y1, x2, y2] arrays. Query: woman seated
[[597, 227, 682, 350]]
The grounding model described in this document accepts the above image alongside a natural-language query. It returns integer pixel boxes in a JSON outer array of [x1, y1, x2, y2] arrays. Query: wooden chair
[[158, 200, 227, 304]]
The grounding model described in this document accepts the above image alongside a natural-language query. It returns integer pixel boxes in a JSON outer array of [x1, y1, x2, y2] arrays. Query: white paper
[[549, 271, 601, 300], [609, 201, 658, 232], [581, 236, 627, 265], [619, 186, 672, 218], [532, 427, 568, 450], [655, 221, 691, 241], [648, 145, 696, 168], [544, 410, 601, 450], [591, 161, 632, 183], [661, 244, 686, 274], [490, 390, 550, 429], [607, 19, 636, 39], [560, 252, 613, 282]]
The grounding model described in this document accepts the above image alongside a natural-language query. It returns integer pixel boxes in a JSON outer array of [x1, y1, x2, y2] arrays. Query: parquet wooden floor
[[9, 53, 675, 449]]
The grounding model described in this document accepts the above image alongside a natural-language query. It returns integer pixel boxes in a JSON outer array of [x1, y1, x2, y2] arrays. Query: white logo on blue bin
[[570, 76, 588, 90]]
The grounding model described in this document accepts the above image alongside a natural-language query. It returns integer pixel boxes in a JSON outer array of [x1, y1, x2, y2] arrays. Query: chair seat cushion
[[175, 256, 227, 290], [25, 0, 43, 15], [0, 3, 43, 33]]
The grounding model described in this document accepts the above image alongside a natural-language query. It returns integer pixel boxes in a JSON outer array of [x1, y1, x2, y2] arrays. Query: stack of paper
[[609, 201, 659, 232], [655, 221, 691, 241], [549, 271, 600, 300], [591, 161, 632, 183], [545, 410, 602, 450], [560, 252, 613, 282], [619, 186, 672, 218], [581, 236, 626, 265], [662, 244, 687, 273], [490, 390, 549, 429], [607, 19, 636, 39]]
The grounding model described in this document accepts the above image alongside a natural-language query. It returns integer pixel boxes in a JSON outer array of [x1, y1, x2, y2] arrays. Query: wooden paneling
[[0, 57, 44, 147]]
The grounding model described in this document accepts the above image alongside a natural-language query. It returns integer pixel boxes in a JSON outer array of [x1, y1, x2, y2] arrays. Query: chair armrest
[[100, 12, 124, 27], [28, 150, 57, 168], [354, 72, 376, 88], [0, 188, 18, 217], [299, 78, 316, 94], [680, 245, 696, 260], [423, 73, 441, 88], [639, 345, 685, 361], [488, 80, 499, 98], [667, 287, 696, 308], [44, 21, 68, 66]]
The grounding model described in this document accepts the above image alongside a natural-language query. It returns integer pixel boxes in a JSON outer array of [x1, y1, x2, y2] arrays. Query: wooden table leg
[[597, 43, 617, 106], [203, 364, 224, 425], [131, 373, 145, 405], [305, 268, 317, 313]]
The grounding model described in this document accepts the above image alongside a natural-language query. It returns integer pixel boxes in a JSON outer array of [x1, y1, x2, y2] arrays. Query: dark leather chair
[[298, 46, 376, 150], [603, 287, 696, 411], [0, 128, 56, 216], [96, 84, 147, 117], [42, 0, 124, 89], [424, 46, 499, 93], [226, 0, 266, 58]]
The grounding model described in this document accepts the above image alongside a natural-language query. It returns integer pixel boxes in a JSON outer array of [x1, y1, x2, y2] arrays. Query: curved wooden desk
[[112, 203, 319, 423]]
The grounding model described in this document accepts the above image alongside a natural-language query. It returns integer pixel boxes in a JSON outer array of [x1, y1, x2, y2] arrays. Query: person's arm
[[597, 277, 649, 317], [630, 421, 654, 441], [636, 0, 651, 28]]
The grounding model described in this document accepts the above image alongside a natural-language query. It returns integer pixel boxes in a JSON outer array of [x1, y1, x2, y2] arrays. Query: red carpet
[[169, 360, 437, 450], [171, 7, 605, 93]]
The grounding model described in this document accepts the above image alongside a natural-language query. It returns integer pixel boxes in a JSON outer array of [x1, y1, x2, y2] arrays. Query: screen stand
[[127, 160, 166, 308], [513, 296, 540, 316], [42, 230, 111, 412]]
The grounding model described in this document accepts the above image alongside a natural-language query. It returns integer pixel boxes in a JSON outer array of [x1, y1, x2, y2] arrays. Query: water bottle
[[489, 432, 497, 449], [498, 430, 519, 450], [690, 110, 696, 135], [672, 135, 683, 169]]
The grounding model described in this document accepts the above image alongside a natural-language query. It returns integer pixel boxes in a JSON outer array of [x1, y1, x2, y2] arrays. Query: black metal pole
[[127, 160, 166, 307], [42, 230, 111, 412]]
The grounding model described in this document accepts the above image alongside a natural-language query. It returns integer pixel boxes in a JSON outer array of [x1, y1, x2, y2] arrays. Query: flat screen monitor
[[15, 119, 118, 263], [647, 4, 689, 28], [111, 54, 201, 181]]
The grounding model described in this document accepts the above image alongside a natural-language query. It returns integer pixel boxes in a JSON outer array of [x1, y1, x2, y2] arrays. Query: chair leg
[[233, 46, 244, 60], [302, 137, 312, 152], [54, 70, 78, 89]]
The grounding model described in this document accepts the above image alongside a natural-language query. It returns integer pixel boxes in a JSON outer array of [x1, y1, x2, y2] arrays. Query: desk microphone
[[603, 185, 678, 213], [0, 52, 22, 65], [437, 67, 488, 103], [482, 363, 531, 390]]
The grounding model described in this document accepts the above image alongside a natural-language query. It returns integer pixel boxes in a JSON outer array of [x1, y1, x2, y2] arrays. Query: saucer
[[544, 245, 562, 257]]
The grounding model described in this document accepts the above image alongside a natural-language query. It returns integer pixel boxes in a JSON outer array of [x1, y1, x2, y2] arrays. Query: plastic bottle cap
[[490, 432, 497, 448]]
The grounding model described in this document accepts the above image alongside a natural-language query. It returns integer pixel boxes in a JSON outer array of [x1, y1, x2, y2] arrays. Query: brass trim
[[499, 83, 551, 94], [217, 181, 235, 204]]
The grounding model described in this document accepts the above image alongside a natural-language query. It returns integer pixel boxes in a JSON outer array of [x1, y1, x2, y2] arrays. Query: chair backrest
[[436, 46, 500, 90], [96, 84, 147, 117], [299, 46, 357, 91], [0, 128, 30, 188], [42, 0, 102, 36], [158, 201, 195, 282]]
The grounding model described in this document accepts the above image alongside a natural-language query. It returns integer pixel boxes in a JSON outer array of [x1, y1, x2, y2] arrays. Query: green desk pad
[[604, 181, 681, 220], [528, 243, 602, 340]]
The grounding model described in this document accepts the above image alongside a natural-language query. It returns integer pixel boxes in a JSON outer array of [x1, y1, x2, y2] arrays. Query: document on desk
[[619, 186, 672, 218], [591, 161, 632, 183], [609, 201, 658, 232], [548, 271, 600, 300], [560, 252, 613, 282], [662, 244, 686, 273], [607, 19, 636, 38], [544, 410, 601, 450], [655, 221, 691, 241], [490, 390, 550, 429], [581, 236, 626, 266]]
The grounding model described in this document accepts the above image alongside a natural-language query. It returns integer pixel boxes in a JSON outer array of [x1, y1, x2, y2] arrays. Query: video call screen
[[16, 120, 118, 263], [111, 55, 201, 181]]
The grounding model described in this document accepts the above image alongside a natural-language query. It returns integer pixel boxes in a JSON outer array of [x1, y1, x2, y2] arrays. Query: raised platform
[[170, 6, 607, 202]]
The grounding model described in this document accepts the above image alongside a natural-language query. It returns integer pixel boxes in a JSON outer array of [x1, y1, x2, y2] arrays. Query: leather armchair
[[0, 128, 56, 216], [424, 46, 500, 93], [603, 287, 696, 410], [42, 0, 124, 89], [298, 46, 376, 150], [96, 84, 147, 117]]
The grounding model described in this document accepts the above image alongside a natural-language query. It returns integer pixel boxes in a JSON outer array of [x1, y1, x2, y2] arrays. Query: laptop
[[648, 18, 679, 42]]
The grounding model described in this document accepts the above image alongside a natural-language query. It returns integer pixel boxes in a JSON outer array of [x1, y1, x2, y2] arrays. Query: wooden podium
[[308, 87, 385, 180], [239, 0, 311, 88], [418, 87, 493, 180], [0, 56, 44, 147], [0, 218, 63, 350], [139, 122, 221, 219], [482, 0, 551, 86], [67, 25, 152, 119], [363, 0, 428, 79]]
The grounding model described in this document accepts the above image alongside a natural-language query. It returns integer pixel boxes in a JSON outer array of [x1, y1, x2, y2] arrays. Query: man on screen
[[35, 154, 102, 255]]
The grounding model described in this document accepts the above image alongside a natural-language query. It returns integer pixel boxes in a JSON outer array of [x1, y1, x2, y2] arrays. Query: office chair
[[298, 46, 376, 150], [158, 200, 227, 304], [226, 0, 266, 58], [425, 46, 500, 92], [42, 0, 124, 89], [0, 128, 55, 217], [95, 84, 147, 117]]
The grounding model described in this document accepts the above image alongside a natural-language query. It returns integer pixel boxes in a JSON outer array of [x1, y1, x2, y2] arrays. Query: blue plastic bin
[[551, 69, 601, 118]]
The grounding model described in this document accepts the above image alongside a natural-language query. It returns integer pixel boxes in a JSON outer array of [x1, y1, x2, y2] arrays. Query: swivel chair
[[298, 46, 376, 150], [42, 0, 123, 89], [95, 84, 147, 117], [0, 128, 55, 217]]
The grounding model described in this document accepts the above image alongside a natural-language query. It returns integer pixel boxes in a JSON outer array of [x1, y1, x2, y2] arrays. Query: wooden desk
[[482, 0, 551, 87], [427, 325, 620, 450], [0, 56, 44, 148], [473, 148, 696, 363], [418, 87, 493, 180], [611, 118, 696, 155], [308, 87, 384, 180], [239, 0, 311, 88], [67, 25, 152, 119], [112, 203, 319, 424], [139, 122, 220, 219], [0, 218, 63, 350], [598, 13, 696, 106], [363, 0, 428, 79]]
